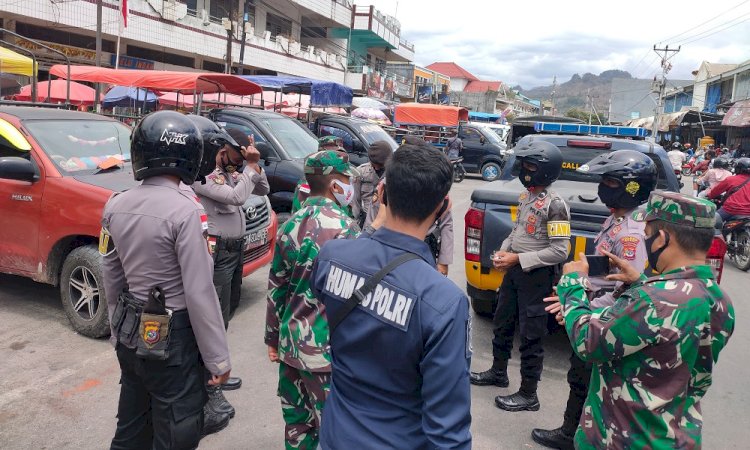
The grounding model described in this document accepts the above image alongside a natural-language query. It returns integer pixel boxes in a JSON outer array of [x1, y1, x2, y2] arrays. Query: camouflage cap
[[304, 150, 360, 177], [632, 190, 716, 228], [318, 135, 344, 150]]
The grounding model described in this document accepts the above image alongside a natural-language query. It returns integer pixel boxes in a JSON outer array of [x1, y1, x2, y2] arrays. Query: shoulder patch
[[99, 227, 115, 256], [322, 262, 418, 331], [619, 236, 640, 260], [299, 183, 310, 194]]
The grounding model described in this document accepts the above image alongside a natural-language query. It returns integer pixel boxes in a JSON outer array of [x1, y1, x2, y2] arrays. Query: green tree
[[565, 108, 606, 124]]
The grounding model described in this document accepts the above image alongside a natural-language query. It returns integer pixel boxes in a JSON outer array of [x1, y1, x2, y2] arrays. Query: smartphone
[[586, 255, 611, 277]]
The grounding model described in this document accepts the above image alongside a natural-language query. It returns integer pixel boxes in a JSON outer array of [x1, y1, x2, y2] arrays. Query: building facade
[[0, 0, 414, 92]]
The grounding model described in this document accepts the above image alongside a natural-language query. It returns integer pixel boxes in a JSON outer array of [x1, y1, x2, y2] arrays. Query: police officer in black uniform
[[102, 111, 232, 449], [470, 141, 571, 412]]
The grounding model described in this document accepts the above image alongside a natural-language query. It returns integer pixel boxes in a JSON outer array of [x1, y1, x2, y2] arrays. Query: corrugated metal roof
[[464, 80, 503, 92]]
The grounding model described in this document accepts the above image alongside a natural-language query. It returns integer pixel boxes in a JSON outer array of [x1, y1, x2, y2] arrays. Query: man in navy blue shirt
[[311, 144, 472, 450]]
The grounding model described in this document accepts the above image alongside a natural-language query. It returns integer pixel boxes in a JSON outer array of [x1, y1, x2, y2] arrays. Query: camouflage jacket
[[558, 266, 734, 449], [265, 196, 360, 372]]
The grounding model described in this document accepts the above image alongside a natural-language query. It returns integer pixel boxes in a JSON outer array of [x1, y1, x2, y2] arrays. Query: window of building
[[209, 0, 234, 21], [202, 60, 225, 73], [15, 22, 115, 53], [266, 12, 292, 39], [127, 45, 194, 68], [185, 0, 198, 16]]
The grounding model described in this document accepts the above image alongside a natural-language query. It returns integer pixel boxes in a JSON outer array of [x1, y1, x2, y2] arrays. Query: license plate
[[245, 229, 268, 251]]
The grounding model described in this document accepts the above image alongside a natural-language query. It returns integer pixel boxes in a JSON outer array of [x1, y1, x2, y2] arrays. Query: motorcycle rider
[[694, 157, 732, 198], [707, 158, 750, 221], [667, 142, 686, 173]]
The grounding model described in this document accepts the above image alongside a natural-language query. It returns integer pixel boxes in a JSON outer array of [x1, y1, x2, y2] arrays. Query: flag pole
[[115, 34, 121, 69], [116, 0, 127, 69]]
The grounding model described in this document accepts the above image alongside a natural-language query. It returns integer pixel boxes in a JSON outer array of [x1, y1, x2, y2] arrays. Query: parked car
[[313, 115, 398, 166], [209, 107, 319, 222], [464, 131, 725, 316], [0, 106, 276, 337]]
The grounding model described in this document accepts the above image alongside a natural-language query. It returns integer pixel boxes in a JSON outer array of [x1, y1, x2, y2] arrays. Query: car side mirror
[[255, 142, 273, 160], [0, 157, 37, 182]]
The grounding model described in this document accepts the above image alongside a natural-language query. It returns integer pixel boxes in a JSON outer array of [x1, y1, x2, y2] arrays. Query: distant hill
[[515, 70, 634, 114]]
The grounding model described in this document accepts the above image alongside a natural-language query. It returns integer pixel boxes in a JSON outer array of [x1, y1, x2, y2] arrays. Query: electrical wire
[[678, 15, 750, 45], [657, 0, 750, 44]]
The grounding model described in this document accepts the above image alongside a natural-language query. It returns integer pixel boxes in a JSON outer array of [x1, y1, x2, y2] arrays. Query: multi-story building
[[386, 63, 450, 103], [0, 0, 414, 90]]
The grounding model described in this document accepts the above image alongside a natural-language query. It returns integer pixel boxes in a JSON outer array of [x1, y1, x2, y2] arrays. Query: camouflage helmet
[[304, 150, 360, 177], [318, 135, 344, 150], [632, 191, 716, 229]]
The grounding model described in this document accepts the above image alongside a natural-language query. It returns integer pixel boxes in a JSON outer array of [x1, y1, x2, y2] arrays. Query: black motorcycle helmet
[[736, 157, 750, 174], [672, 142, 682, 149], [578, 149, 657, 209], [512, 140, 563, 187], [131, 111, 203, 185], [713, 157, 730, 170], [186, 114, 241, 178]]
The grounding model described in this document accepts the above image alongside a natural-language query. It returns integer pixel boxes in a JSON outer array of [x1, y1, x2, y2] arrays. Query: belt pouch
[[135, 311, 172, 360]]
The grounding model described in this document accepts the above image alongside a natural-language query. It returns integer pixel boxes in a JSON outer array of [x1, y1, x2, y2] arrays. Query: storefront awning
[[722, 99, 750, 127], [0, 47, 37, 77]]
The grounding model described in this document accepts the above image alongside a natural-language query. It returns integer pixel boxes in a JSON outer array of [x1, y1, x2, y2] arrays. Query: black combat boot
[[202, 391, 231, 437], [222, 376, 242, 391], [494, 378, 540, 412], [206, 385, 235, 418], [531, 426, 574, 449], [469, 360, 509, 387]]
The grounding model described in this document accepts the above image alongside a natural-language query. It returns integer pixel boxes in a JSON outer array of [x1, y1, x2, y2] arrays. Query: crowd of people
[[100, 110, 735, 450]]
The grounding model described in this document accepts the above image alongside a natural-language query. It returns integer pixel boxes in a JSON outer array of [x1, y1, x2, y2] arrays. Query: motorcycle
[[682, 157, 709, 177], [722, 216, 750, 271], [451, 157, 466, 183]]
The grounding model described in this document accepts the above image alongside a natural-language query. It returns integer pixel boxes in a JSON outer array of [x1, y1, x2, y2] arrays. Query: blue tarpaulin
[[239, 75, 352, 107], [103, 86, 158, 108], [704, 84, 721, 114], [469, 111, 501, 121]]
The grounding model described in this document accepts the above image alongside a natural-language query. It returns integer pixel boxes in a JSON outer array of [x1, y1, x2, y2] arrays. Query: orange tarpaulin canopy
[[394, 103, 469, 127], [49, 65, 262, 95]]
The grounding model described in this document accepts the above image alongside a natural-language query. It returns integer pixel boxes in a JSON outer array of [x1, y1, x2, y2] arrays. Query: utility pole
[[549, 75, 557, 116], [238, 0, 248, 75], [94, 0, 102, 110], [651, 45, 680, 142]]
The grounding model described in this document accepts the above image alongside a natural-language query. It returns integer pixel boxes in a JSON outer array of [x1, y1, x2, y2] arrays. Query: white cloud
[[367, 0, 750, 88]]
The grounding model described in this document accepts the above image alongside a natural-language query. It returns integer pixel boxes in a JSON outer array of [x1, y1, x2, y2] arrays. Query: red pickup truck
[[0, 106, 276, 337]]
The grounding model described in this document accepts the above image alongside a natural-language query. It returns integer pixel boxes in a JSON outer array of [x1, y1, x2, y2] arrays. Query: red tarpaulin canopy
[[722, 99, 750, 128], [394, 103, 469, 127], [49, 65, 262, 95], [14, 80, 103, 105], [158, 92, 285, 109]]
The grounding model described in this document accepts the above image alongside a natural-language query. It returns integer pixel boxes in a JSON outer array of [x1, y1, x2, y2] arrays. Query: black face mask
[[221, 153, 244, 173], [374, 167, 385, 178], [645, 230, 670, 272], [519, 166, 536, 187]]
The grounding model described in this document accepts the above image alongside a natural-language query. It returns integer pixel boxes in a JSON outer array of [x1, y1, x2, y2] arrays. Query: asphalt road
[[0, 176, 747, 449]]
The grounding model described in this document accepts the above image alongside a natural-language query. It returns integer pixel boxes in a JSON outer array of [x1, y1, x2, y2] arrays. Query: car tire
[[481, 162, 502, 182], [471, 297, 495, 318], [60, 245, 110, 338]]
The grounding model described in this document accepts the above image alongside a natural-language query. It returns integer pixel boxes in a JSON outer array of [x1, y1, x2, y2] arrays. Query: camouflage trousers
[[277, 363, 331, 450]]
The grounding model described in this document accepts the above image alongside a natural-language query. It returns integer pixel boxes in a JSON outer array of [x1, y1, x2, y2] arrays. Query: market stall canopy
[[280, 106, 347, 119], [103, 86, 158, 108], [722, 99, 750, 127], [394, 103, 469, 127], [352, 97, 387, 110], [0, 47, 37, 77], [469, 111, 501, 122], [158, 92, 285, 109], [240, 75, 352, 107], [352, 107, 391, 125], [49, 65, 262, 95], [15, 80, 102, 105]]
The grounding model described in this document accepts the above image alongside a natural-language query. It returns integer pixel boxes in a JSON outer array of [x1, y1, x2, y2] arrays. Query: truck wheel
[[481, 162, 501, 182], [471, 297, 495, 318], [60, 245, 110, 338]]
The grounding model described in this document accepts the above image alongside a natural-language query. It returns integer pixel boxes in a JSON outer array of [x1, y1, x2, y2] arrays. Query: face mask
[[221, 151, 244, 173], [645, 230, 670, 273], [332, 179, 354, 207], [519, 166, 535, 187], [374, 167, 385, 178], [598, 183, 622, 209]]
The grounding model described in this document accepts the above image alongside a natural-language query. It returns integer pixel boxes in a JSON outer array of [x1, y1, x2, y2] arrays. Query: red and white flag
[[119, 0, 128, 32]]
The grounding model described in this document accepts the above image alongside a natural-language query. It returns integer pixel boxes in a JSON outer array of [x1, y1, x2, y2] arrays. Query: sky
[[368, 0, 750, 89]]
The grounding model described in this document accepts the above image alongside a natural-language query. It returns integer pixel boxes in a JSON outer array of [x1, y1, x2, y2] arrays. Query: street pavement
[[0, 176, 747, 449]]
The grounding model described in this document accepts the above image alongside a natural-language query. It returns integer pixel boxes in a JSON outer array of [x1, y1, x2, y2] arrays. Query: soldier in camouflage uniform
[[533, 150, 657, 449], [558, 191, 735, 449], [291, 136, 347, 215], [265, 150, 361, 450]]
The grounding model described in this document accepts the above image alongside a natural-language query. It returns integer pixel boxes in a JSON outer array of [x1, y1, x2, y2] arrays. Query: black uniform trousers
[[491, 264, 556, 381], [212, 237, 244, 329], [111, 312, 206, 450], [563, 351, 593, 431]]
